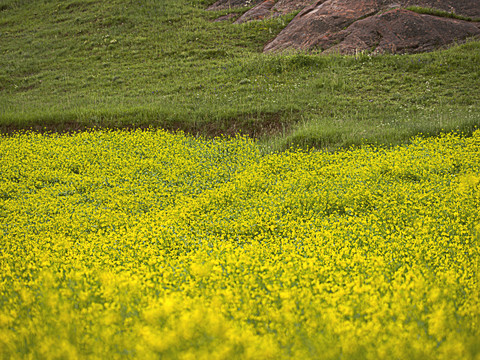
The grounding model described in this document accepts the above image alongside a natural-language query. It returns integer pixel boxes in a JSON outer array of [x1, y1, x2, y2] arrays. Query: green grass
[[0, 0, 479, 151], [405, 6, 480, 22]]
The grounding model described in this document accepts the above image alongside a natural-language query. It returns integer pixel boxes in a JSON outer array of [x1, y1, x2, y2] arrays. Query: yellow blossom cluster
[[0, 129, 479, 359]]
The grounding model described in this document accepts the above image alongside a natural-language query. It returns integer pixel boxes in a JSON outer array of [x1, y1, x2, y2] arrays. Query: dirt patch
[[158, 112, 293, 139], [0, 112, 294, 139]]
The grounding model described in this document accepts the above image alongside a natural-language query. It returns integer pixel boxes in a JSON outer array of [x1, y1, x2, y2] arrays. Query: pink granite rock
[[262, 0, 480, 53]]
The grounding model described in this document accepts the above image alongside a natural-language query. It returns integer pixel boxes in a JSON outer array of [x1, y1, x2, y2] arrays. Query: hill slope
[[0, 0, 479, 150]]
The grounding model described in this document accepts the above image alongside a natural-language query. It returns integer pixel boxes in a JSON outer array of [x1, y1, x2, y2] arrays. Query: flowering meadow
[[0, 129, 479, 359]]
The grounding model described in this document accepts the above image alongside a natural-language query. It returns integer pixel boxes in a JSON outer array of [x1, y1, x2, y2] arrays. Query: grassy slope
[[0, 0, 479, 150]]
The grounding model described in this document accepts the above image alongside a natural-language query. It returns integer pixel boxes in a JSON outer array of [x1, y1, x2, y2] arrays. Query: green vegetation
[[1, 130, 479, 359], [405, 6, 480, 22], [1, 1, 479, 357], [0, 0, 479, 150]]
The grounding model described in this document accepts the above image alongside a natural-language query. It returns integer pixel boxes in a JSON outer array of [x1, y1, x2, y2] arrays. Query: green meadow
[[0, 0, 479, 151]]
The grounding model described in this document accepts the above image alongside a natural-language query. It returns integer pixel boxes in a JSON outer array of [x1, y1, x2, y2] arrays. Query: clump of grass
[[405, 6, 480, 22]]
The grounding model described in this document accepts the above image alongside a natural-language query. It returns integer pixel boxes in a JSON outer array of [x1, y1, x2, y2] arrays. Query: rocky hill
[[209, 0, 480, 54]]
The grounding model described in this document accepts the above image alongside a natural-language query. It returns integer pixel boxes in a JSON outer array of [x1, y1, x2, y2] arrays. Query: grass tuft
[[405, 6, 480, 22]]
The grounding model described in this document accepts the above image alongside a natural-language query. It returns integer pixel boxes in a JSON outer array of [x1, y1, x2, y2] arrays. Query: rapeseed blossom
[[0, 129, 479, 359]]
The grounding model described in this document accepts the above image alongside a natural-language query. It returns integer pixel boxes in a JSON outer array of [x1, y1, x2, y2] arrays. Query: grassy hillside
[[0, 0, 479, 150]]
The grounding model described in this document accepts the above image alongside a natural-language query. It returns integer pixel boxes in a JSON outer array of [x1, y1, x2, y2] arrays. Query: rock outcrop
[[323, 9, 480, 54], [273, 0, 316, 14], [234, 0, 315, 24], [208, 0, 480, 54], [263, 0, 480, 53], [234, 0, 277, 23]]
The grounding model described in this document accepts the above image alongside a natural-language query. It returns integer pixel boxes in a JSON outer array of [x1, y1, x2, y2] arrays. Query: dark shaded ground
[[0, 112, 292, 139]]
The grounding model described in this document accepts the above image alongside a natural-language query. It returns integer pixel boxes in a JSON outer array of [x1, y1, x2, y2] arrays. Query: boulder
[[324, 9, 480, 54], [264, 0, 376, 52], [262, 0, 480, 53], [235, 0, 277, 24], [273, 0, 316, 14], [234, 0, 315, 24]]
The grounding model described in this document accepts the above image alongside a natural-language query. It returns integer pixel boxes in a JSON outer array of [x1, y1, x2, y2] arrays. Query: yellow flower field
[[0, 129, 479, 359]]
